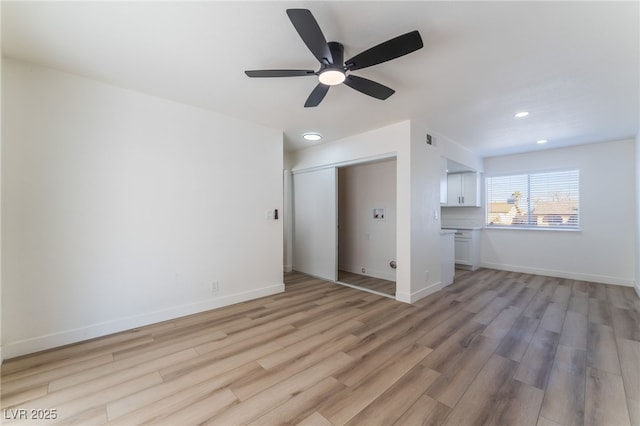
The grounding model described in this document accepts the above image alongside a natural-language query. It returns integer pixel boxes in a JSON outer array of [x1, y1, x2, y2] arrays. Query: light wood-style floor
[[337, 270, 396, 297], [1, 268, 639, 425]]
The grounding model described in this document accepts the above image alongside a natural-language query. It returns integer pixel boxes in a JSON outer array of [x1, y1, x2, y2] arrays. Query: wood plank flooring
[[1, 269, 638, 425], [337, 270, 395, 297]]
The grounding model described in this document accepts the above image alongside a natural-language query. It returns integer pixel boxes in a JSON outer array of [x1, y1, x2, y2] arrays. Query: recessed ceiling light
[[536, 139, 548, 144], [303, 133, 322, 141], [514, 111, 529, 118]]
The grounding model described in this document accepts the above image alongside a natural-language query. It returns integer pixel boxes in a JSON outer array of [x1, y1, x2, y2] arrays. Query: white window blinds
[[486, 170, 579, 229]]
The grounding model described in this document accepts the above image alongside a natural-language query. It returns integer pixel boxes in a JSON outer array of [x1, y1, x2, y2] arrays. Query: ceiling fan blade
[[286, 9, 333, 64], [344, 75, 395, 100], [345, 30, 423, 71], [245, 69, 316, 78], [304, 83, 330, 107]]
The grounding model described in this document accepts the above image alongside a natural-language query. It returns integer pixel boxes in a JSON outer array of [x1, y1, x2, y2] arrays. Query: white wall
[[291, 120, 480, 303], [291, 122, 408, 172], [440, 205, 485, 227], [408, 120, 450, 301], [482, 139, 636, 286], [291, 121, 412, 300], [0, 1, 4, 365], [2, 59, 284, 358], [338, 159, 397, 281], [636, 132, 640, 296]]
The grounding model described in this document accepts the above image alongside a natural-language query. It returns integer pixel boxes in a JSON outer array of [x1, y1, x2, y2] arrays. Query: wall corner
[[636, 131, 640, 298]]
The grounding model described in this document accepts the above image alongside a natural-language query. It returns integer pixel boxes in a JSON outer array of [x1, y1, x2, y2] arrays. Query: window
[[486, 170, 579, 229]]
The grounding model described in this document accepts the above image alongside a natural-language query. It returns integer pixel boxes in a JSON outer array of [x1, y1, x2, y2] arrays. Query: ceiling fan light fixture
[[318, 69, 346, 86]]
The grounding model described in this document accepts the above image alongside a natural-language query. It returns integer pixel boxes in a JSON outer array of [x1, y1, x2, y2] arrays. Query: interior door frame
[[292, 152, 397, 286], [336, 157, 398, 291]]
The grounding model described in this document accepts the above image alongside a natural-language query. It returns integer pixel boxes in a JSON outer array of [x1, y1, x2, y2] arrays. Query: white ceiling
[[2, 1, 638, 156]]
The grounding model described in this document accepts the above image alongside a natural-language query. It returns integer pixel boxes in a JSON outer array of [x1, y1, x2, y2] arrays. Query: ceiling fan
[[244, 9, 424, 107]]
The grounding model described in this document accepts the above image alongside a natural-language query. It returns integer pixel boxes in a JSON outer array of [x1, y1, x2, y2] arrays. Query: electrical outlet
[[211, 280, 219, 294], [361, 268, 366, 274]]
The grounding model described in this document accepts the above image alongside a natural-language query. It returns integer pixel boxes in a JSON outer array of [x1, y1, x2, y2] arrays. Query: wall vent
[[426, 133, 434, 146]]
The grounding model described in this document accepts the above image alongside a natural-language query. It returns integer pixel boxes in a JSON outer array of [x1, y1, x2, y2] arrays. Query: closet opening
[[337, 158, 397, 298]]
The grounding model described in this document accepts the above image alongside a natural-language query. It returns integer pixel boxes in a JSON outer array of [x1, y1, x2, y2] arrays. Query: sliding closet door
[[292, 167, 337, 281]]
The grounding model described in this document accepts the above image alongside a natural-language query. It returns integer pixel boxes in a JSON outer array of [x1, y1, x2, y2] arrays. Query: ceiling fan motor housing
[[327, 41, 344, 66], [318, 42, 346, 85]]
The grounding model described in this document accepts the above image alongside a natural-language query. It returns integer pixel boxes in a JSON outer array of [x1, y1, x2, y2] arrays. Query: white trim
[[291, 152, 397, 175], [396, 281, 444, 304], [481, 262, 634, 287], [283, 264, 293, 273], [484, 226, 581, 232], [634, 281, 640, 298], [2, 283, 284, 359], [338, 264, 395, 281]]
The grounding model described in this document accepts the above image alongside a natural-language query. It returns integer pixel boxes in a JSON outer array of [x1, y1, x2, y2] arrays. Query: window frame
[[484, 168, 581, 231]]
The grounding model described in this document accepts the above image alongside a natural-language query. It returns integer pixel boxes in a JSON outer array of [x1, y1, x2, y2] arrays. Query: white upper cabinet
[[445, 172, 481, 207]]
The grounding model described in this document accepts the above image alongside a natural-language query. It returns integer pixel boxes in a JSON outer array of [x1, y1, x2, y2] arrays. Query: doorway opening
[[337, 158, 397, 297]]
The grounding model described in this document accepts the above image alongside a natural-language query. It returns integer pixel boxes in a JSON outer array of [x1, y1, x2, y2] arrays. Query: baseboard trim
[[284, 264, 293, 273], [635, 281, 640, 298], [480, 262, 634, 287], [2, 283, 285, 360], [396, 281, 443, 304], [338, 264, 395, 281]]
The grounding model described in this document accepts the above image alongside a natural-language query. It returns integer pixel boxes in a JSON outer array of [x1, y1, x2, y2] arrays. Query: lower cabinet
[[454, 229, 480, 271]]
